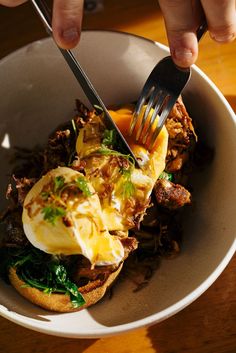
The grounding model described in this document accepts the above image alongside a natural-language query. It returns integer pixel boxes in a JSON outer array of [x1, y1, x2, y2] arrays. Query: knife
[[31, 0, 140, 167]]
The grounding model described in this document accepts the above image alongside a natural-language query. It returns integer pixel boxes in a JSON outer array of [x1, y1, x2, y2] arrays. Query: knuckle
[[55, 0, 83, 14], [210, 23, 236, 42], [54, 1, 83, 25], [160, 0, 184, 6], [1, 0, 26, 6]]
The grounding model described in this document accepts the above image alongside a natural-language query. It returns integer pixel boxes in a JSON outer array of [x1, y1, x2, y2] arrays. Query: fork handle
[[196, 21, 208, 42]]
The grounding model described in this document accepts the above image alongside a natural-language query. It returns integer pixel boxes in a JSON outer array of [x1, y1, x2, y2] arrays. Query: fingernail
[[212, 33, 235, 42], [62, 27, 79, 43], [174, 48, 193, 61]]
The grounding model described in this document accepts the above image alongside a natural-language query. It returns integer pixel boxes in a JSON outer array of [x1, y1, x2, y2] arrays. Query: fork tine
[[129, 77, 156, 135], [141, 90, 167, 145], [135, 86, 158, 141], [129, 95, 146, 135], [149, 95, 176, 150]]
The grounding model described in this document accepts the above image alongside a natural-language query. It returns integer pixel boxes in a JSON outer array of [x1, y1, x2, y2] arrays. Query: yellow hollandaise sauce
[[22, 104, 169, 266]]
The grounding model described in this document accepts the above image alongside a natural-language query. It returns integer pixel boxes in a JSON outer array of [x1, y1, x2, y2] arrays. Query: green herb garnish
[[102, 129, 117, 148], [41, 206, 66, 225], [76, 176, 92, 197], [39, 174, 92, 225], [97, 146, 135, 165], [159, 171, 173, 181], [97, 144, 136, 199], [121, 168, 136, 198], [71, 118, 77, 136], [41, 191, 50, 200], [93, 104, 104, 113], [54, 175, 65, 193]]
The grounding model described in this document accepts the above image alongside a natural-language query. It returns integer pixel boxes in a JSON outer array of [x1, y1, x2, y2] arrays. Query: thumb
[[168, 30, 198, 68], [159, 0, 200, 68]]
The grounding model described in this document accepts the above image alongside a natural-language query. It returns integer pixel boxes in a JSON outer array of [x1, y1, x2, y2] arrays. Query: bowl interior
[[0, 31, 235, 338]]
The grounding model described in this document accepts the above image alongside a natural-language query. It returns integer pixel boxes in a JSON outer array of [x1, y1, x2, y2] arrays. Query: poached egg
[[76, 104, 169, 232], [22, 104, 168, 266], [22, 167, 124, 266]]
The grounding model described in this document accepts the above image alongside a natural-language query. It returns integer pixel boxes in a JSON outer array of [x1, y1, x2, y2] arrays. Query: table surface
[[0, 1, 235, 352]]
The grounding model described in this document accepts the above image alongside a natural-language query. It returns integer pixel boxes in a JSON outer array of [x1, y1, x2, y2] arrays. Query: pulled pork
[[165, 96, 197, 173], [154, 179, 191, 210], [0, 97, 200, 294]]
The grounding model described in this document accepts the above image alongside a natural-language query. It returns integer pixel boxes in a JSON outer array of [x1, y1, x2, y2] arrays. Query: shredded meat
[[120, 236, 138, 257], [11, 146, 45, 179], [2, 176, 36, 215], [12, 176, 36, 206], [43, 99, 92, 172], [75, 99, 91, 127], [44, 128, 74, 171], [154, 179, 191, 210], [73, 257, 118, 282], [0, 208, 28, 248], [0, 98, 200, 296], [165, 97, 197, 173], [72, 236, 138, 283], [71, 156, 87, 172], [0, 176, 35, 248]]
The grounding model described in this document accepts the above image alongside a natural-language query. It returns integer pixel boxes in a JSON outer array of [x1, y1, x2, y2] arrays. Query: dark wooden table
[[0, 1, 235, 352]]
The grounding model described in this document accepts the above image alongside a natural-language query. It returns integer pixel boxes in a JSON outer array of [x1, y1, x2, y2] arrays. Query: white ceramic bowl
[[0, 31, 235, 338]]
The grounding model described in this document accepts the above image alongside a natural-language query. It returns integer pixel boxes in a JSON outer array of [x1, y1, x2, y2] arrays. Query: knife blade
[[31, 0, 140, 167]]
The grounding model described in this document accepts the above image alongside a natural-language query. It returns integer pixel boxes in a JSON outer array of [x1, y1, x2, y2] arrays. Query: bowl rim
[[0, 30, 235, 338]]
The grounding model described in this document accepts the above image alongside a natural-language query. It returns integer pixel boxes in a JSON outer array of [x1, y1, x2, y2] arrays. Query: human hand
[[158, 0, 236, 68], [0, 0, 84, 49]]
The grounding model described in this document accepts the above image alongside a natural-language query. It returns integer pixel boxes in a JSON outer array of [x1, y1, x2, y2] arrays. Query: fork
[[129, 23, 207, 150]]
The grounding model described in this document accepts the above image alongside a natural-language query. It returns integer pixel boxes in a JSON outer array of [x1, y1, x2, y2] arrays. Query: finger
[[158, 0, 203, 67], [201, 0, 236, 43], [52, 0, 84, 49], [0, 0, 27, 6]]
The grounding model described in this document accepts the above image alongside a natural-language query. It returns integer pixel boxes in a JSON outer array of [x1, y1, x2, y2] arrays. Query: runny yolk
[[109, 105, 164, 153]]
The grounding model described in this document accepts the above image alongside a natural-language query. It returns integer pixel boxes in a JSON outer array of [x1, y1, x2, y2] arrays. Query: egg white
[[22, 105, 168, 267], [76, 105, 169, 232], [22, 167, 124, 266]]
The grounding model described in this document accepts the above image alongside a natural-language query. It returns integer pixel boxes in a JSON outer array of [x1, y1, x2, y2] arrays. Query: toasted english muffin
[[9, 263, 123, 312]]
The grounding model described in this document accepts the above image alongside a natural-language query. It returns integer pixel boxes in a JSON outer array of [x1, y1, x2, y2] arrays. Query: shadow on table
[[225, 95, 236, 113], [0, 316, 97, 353]]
